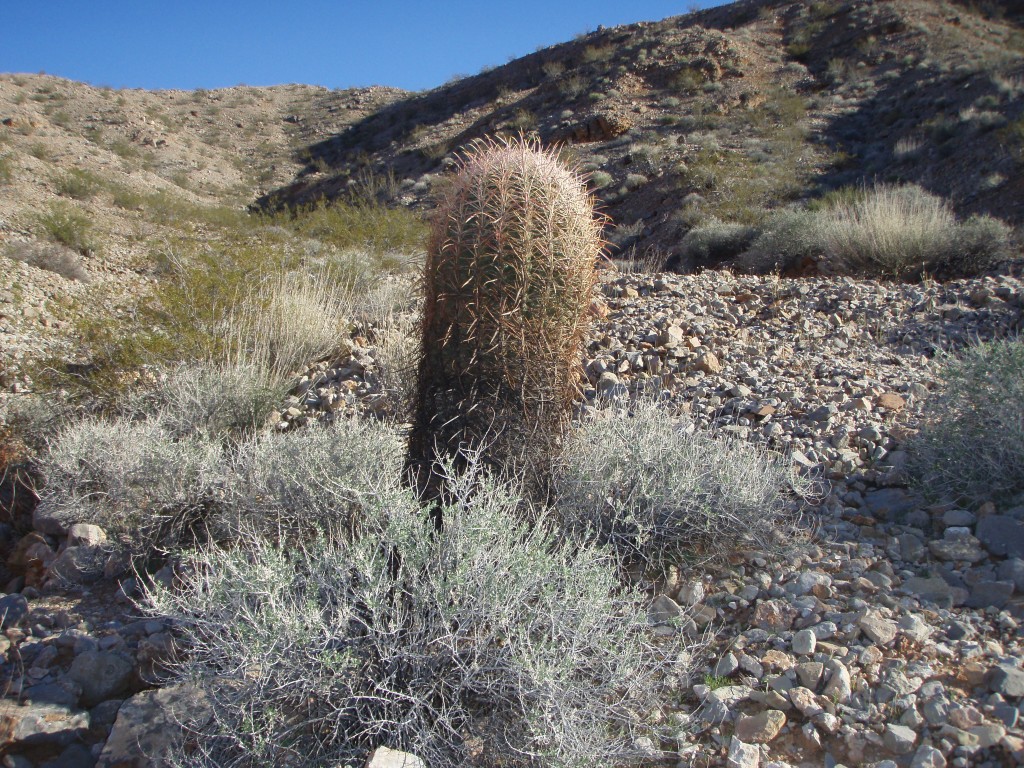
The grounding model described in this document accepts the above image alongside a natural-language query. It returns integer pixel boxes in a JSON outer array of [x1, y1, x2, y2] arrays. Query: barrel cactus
[[406, 136, 603, 509]]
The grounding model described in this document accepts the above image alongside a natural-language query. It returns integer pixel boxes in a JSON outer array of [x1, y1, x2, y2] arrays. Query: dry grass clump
[[816, 184, 1012, 278], [735, 185, 1014, 279], [144, 460, 680, 768], [677, 218, 758, 268], [554, 399, 809, 569], [909, 338, 1024, 505]]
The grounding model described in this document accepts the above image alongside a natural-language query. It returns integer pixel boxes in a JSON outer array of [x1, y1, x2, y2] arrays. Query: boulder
[[96, 684, 211, 768]]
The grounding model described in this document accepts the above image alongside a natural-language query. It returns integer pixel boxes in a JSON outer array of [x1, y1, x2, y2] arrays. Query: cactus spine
[[406, 136, 602, 508]]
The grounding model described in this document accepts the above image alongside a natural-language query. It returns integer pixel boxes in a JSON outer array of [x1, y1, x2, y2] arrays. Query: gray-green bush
[[678, 217, 758, 267], [908, 338, 1024, 505], [145, 461, 681, 768], [554, 399, 809, 569]]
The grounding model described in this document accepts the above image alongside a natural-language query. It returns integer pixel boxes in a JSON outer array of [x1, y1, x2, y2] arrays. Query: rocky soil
[[1, 267, 1022, 767]]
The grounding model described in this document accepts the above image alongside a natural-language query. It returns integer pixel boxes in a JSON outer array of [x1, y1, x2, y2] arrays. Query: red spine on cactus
[[405, 136, 603, 512]]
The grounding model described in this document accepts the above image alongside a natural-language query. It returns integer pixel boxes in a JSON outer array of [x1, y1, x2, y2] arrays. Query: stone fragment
[[986, 663, 1024, 698], [734, 710, 786, 743], [876, 392, 905, 411], [752, 600, 797, 632], [726, 736, 759, 768], [791, 629, 816, 656], [794, 662, 823, 690], [695, 352, 723, 374], [366, 747, 426, 768], [910, 744, 946, 768], [822, 659, 852, 704], [66, 523, 106, 547], [97, 685, 211, 768], [648, 594, 682, 625], [47, 545, 107, 585], [928, 529, 986, 563], [0, 699, 89, 749], [859, 611, 898, 644], [68, 650, 134, 706], [902, 575, 956, 607], [788, 686, 822, 717], [715, 653, 740, 677], [883, 724, 918, 754], [976, 515, 1024, 559], [965, 580, 1014, 609], [0, 593, 28, 629]]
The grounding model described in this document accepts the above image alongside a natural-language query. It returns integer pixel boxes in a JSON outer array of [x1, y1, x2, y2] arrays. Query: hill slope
[[260, 0, 1024, 264]]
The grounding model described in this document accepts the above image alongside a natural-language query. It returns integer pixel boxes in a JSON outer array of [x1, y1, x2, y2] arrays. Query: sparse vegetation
[[554, 399, 809, 569], [909, 338, 1024, 506], [54, 167, 102, 200], [3, 241, 90, 282], [34, 201, 96, 256], [142, 459, 677, 768]]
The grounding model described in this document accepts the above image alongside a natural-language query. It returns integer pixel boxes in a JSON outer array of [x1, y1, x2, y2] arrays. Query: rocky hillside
[[260, 0, 1024, 264]]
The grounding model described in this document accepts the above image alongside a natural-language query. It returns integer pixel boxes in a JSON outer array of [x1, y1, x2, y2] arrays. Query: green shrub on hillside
[[34, 202, 96, 256], [677, 217, 758, 267], [909, 338, 1024, 505], [54, 167, 102, 200], [0, 154, 13, 185]]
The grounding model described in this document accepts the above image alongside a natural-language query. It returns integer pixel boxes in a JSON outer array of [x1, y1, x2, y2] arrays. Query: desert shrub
[[677, 218, 759, 267], [134, 362, 284, 442], [817, 184, 1012, 278], [0, 154, 12, 185], [554, 399, 808, 569], [228, 269, 351, 380], [736, 207, 824, 273], [589, 170, 613, 189], [54, 167, 102, 200], [3, 241, 90, 282], [34, 202, 96, 256], [145, 464, 677, 768], [275, 200, 426, 254], [224, 417, 406, 540], [39, 417, 221, 549], [908, 338, 1024, 505]]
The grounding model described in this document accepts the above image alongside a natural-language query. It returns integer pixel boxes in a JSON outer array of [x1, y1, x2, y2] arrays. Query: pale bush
[[818, 184, 1011, 278], [40, 417, 221, 548], [229, 269, 350, 380], [145, 462, 679, 768], [554, 399, 808, 568], [132, 362, 284, 441], [677, 217, 758, 267], [909, 338, 1024, 505], [224, 417, 406, 540]]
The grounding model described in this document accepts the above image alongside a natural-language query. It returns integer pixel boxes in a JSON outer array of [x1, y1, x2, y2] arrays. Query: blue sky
[[1, 1, 728, 92]]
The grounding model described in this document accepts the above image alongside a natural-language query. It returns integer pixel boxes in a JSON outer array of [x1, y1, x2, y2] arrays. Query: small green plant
[[54, 167, 102, 200], [703, 674, 731, 691], [909, 338, 1024, 505], [34, 202, 96, 256], [28, 143, 50, 161], [0, 154, 12, 185], [678, 218, 759, 268]]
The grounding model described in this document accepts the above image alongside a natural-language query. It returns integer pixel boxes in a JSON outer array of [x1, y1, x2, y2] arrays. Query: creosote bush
[[677, 217, 758, 268], [34, 201, 96, 256], [554, 399, 810, 569], [908, 338, 1024, 505], [407, 136, 602, 506], [144, 460, 679, 768]]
